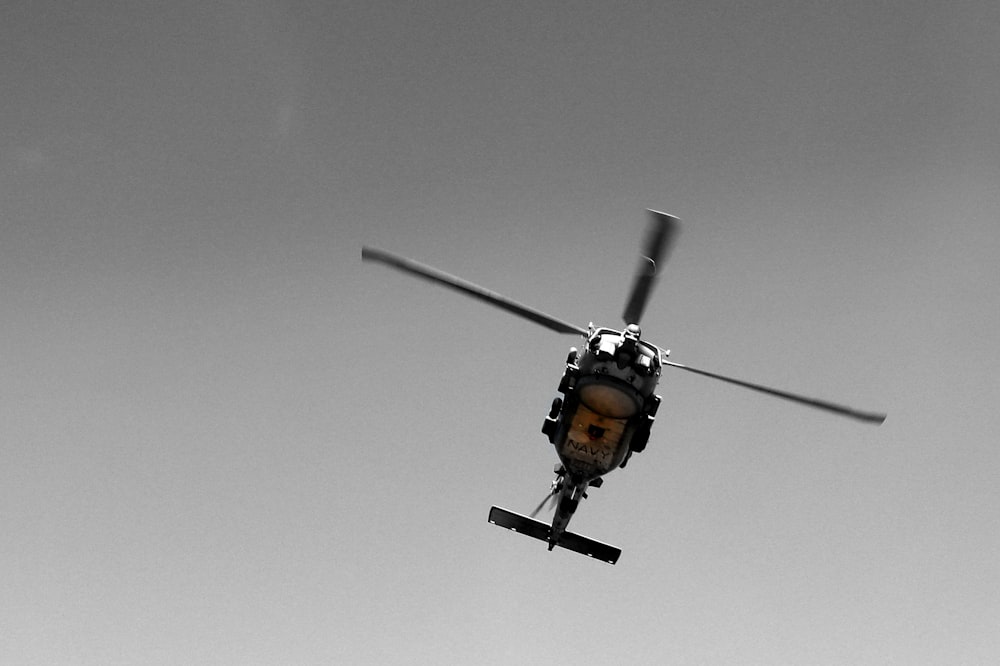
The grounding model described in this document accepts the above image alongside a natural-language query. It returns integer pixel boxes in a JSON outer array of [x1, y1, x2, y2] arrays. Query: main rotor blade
[[622, 210, 680, 325], [662, 360, 887, 425], [362, 246, 588, 336]]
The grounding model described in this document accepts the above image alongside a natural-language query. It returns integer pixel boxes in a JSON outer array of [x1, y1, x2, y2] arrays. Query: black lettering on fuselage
[[566, 438, 611, 459]]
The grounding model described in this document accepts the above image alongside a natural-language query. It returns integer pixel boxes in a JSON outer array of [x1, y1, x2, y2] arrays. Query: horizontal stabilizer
[[488, 506, 621, 565]]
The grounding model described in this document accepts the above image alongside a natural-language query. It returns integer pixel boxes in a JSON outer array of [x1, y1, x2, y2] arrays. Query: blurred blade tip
[[647, 209, 680, 221]]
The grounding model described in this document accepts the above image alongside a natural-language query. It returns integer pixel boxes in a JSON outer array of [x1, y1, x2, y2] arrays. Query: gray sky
[[3, 1, 999, 663]]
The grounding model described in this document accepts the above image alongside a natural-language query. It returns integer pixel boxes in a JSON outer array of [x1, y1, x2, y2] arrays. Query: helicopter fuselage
[[543, 324, 662, 481], [526, 324, 662, 557]]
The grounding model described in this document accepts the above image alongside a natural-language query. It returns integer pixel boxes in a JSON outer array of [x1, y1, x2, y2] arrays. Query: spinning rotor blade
[[622, 210, 680, 325], [663, 360, 887, 425], [530, 489, 558, 518], [362, 246, 588, 336]]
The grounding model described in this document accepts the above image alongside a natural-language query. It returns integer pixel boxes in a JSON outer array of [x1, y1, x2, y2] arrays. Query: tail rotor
[[530, 487, 560, 518]]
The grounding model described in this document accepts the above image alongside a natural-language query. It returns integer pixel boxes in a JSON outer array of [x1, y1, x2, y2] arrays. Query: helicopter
[[362, 210, 885, 565]]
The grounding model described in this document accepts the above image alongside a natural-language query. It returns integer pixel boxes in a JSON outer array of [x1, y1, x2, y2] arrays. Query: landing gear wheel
[[548, 397, 563, 418]]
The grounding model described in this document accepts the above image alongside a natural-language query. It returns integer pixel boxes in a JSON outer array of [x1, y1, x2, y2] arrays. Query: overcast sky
[[2, 1, 999, 664]]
